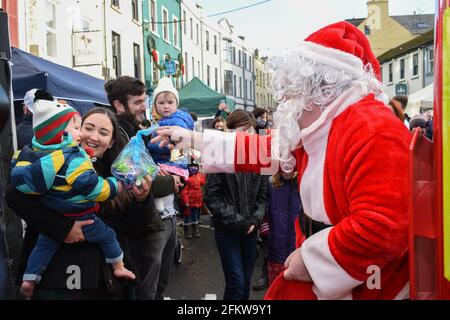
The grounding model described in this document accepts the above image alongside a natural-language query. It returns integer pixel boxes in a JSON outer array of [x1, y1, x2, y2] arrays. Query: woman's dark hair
[[388, 98, 405, 122], [226, 110, 256, 130], [392, 95, 408, 111], [211, 116, 226, 130], [252, 107, 268, 119], [82, 107, 126, 177]]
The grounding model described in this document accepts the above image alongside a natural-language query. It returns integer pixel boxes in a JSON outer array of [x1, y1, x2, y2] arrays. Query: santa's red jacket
[[201, 88, 411, 300]]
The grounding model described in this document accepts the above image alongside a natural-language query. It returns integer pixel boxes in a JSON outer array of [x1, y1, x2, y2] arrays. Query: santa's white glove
[[284, 247, 312, 282]]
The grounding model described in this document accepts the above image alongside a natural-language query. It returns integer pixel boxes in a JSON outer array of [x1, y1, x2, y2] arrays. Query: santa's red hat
[[298, 21, 381, 80]]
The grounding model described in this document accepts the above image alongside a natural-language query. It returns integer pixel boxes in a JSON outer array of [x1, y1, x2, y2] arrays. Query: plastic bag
[[111, 126, 160, 189]]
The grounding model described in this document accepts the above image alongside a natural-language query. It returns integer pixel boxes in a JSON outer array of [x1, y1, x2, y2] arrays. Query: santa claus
[[153, 21, 411, 300]]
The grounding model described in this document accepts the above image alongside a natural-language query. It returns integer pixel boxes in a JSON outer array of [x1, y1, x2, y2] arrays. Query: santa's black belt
[[299, 211, 332, 238]]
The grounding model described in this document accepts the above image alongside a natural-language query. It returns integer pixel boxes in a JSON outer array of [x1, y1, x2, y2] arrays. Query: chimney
[[366, 0, 389, 31]]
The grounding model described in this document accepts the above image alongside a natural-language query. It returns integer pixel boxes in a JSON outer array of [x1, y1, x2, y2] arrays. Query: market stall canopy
[[179, 76, 234, 117], [11, 47, 109, 114], [406, 83, 434, 116]]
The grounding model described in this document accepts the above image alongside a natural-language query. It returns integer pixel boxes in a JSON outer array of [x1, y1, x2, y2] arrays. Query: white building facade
[[180, 0, 222, 93], [218, 18, 255, 110], [379, 36, 434, 99], [17, 0, 145, 80]]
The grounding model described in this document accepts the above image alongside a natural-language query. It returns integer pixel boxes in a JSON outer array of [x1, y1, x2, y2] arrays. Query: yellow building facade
[[254, 51, 276, 111]]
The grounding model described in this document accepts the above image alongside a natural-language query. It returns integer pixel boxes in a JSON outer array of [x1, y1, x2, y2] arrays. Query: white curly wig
[[267, 43, 386, 173]]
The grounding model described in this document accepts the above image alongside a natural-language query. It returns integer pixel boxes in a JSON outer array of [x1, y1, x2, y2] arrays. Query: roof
[[378, 29, 434, 63], [345, 18, 365, 27], [391, 14, 435, 35]]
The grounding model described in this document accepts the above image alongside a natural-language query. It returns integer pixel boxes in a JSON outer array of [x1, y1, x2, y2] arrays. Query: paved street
[[165, 215, 267, 300]]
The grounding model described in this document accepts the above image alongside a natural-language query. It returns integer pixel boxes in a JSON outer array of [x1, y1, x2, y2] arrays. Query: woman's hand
[[131, 175, 152, 202], [64, 220, 94, 244], [157, 167, 171, 177], [283, 247, 312, 282]]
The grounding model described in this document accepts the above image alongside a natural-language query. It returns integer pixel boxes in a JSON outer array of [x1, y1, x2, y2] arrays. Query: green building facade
[[142, 0, 182, 100]]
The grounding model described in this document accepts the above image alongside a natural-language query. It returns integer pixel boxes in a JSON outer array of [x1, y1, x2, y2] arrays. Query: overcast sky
[[195, 0, 435, 55]]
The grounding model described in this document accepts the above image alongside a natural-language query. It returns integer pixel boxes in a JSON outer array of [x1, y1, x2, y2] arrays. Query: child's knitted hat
[[153, 77, 179, 106]]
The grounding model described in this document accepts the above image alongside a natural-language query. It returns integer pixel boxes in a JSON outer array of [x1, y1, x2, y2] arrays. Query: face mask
[[188, 166, 199, 176], [256, 119, 267, 129]]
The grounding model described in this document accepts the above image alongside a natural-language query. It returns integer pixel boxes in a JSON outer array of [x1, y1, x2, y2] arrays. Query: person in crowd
[[266, 171, 301, 285], [153, 21, 411, 300], [180, 163, 206, 239], [10, 95, 138, 298], [392, 95, 409, 128], [16, 89, 42, 149], [104, 76, 148, 141], [409, 114, 428, 135], [145, 77, 193, 298], [211, 117, 227, 131], [105, 76, 181, 300], [147, 77, 194, 181], [388, 98, 405, 123], [204, 110, 268, 300], [252, 107, 269, 131], [215, 100, 230, 119], [251, 107, 270, 291]]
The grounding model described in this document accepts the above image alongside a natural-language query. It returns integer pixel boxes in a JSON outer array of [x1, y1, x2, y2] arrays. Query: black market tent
[[179, 76, 234, 117], [11, 47, 109, 115]]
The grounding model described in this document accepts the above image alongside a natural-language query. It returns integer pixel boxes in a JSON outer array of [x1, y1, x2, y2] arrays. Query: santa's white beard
[[272, 98, 304, 173]]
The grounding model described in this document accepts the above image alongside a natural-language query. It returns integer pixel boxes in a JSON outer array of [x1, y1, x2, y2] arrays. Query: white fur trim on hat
[[152, 77, 179, 105], [295, 41, 364, 78]]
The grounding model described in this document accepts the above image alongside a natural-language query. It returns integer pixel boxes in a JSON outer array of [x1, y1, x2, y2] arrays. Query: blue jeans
[[214, 226, 258, 300], [23, 214, 123, 283], [183, 207, 200, 225]]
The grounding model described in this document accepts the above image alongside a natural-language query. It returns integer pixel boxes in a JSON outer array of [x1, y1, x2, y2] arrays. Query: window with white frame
[[192, 57, 195, 77], [190, 18, 193, 40], [239, 77, 242, 98], [183, 10, 186, 35], [150, 0, 157, 33], [112, 32, 122, 77], [399, 58, 405, 80], [426, 48, 434, 74], [196, 23, 199, 45], [185, 52, 188, 82], [46, 1, 57, 58], [214, 35, 217, 55], [412, 53, 419, 77], [132, 0, 139, 21], [215, 68, 218, 91], [233, 75, 237, 96], [238, 50, 241, 66], [207, 65, 210, 86], [206, 30, 210, 51], [133, 43, 141, 79], [389, 63, 393, 82], [82, 18, 91, 32], [173, 17, 179, 47], [111, 0, 120, 9], [162, 8, 169, 42]]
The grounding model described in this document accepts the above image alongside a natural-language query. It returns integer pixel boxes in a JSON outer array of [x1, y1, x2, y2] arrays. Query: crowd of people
[[4, 20, 435, 301]]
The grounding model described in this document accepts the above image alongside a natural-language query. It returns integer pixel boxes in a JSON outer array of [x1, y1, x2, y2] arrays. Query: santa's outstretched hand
[[152, 126, 199, 150], [284, 248, 312, 282]]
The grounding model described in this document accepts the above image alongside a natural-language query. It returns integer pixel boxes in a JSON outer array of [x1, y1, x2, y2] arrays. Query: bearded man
[[153, 21, 411, 300]]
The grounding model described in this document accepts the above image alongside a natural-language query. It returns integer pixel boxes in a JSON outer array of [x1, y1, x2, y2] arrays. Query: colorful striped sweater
[[10, 134, 118, 214]]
